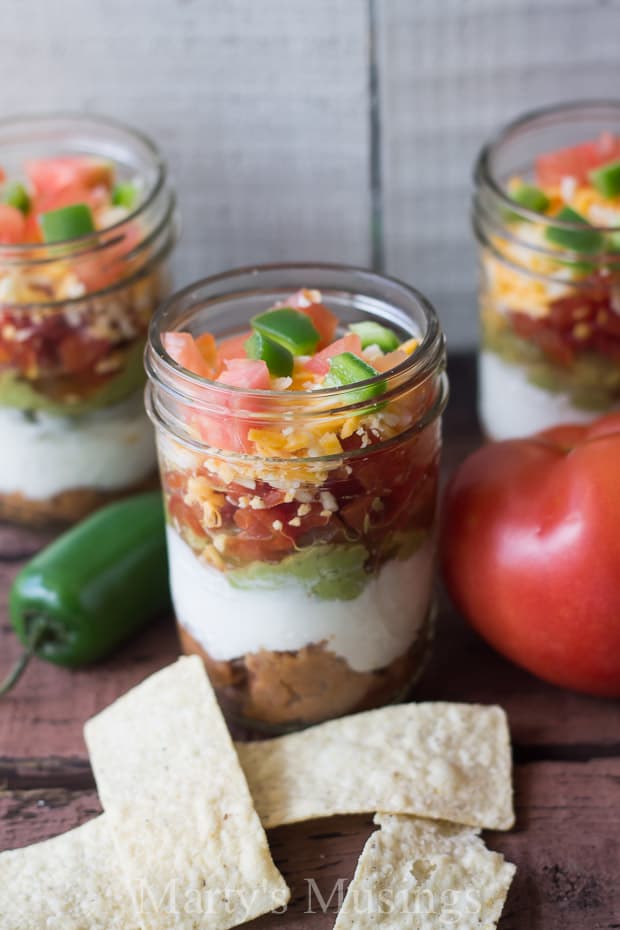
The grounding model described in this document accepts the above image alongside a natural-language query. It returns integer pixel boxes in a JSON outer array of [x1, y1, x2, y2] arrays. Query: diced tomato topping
[[235, 507, 284, 538], [75, 220, 142, 291], [217, 331, 251, 363], [299, 302, 338, 349], [232, 508, 296, 559], [507, 286, 620, 366], [305, 333, 363, 375], [195, 332, 219, 375], [162, 332, 212, 378], [339, 494, 373, 535], [58, 332, 110, 374], [168, 493, 208, 542], [372, 348, 408, 372], [191, 359, 271, 454], [163, 470, 186, 493], [0, 204, 26, 244], [23, 211, 43, 243], [193, 415, 245, 455], [26, 157, 114, 197], [218, 358, 271, 390], [535, 132, 620, 187], [33, 183, 108, 220], [510, 311, 575, 366]]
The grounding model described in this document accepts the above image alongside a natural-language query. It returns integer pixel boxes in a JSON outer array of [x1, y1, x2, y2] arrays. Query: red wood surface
[[1, 355, 619, 929]]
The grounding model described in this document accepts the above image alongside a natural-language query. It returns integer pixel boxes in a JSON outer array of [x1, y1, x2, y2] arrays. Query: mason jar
[[473, 100, 620, 439], [0, 114, 176, 524], [146, 263, 448, 731]]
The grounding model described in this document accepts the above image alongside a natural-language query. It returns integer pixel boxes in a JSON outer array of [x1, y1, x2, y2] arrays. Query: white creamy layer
[[167, 526, 435, 673], [478, 351, 617, 440], [0, 392, 156, 499]]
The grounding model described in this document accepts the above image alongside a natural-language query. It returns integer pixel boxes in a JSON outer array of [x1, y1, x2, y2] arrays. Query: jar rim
[[146, 261, 446, 409], [474, 98, 620, 232], [0, 111, 168, 254]]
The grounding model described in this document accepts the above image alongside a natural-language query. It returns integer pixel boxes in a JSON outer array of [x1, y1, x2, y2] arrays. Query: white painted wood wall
[[2, 0, 620, 347]]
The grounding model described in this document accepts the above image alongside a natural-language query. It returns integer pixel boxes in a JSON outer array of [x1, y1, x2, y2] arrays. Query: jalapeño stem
[[0, 617, 49, 698]]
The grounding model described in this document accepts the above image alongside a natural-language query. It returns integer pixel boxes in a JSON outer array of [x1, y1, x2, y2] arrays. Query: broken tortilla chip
[[0, 817, 136, 930], [332, 813, 516, 930]]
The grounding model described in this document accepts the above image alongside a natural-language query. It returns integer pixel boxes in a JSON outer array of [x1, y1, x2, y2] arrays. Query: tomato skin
[[74, 219, 142, 291], [33, 183, 108, 219], [195, 332, 219, 375], [297, 301, 337, 348], [373, 348, 408, 372], [440, 415, 620, 697], [0, 204, 26, 244], [193, 358, 270, 454], [162, 332, 212, 378], [218, 357, 269, 382], [305, 333, 363, 374], [217, 331, 251, 363]]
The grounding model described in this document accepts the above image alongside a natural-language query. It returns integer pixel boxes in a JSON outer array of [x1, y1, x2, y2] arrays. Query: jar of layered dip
[[0, 115, 176, 524], [473, 101, 620, 439], [146, 264, 448, 731]]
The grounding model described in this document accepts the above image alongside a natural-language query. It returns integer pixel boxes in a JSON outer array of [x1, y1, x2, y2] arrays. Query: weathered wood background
[[1, 356, 619, 929], [2, 0, 620, 346]]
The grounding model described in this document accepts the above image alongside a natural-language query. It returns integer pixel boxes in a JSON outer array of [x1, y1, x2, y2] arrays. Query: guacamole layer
[[483, 313, 620, 411], [0, 339, 146, 417], [227, 530, 428, 602]]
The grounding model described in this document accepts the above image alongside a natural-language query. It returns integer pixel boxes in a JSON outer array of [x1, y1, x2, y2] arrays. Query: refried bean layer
[[178, 617, 433, 731], [0, 471, 159, 527]]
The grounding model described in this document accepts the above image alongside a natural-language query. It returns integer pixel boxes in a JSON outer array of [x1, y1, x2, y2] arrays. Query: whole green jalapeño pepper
[[1, 492, 170, 696]]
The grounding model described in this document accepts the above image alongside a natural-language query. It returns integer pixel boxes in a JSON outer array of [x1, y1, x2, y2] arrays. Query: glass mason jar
[[0, 114, 176, 524], [473, 101, 620, 439], [146, 264, 448, 732]]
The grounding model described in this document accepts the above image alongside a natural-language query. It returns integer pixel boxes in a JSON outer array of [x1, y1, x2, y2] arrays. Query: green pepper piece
[[112, 181, 138, 209], [2, 181, 31, 215], [40, 203, 95, 243], [512, 184, 550, 213], [503, 183, 550, 223], [252, 307, 320, 356], [603, 229, 620, 271], [0, 492, 170, 696], [245, 331, 293, 377], [605, 229, 620, 251], [324, 351, 386, 404], [545, 206, 603, 253], [348, 321, 400, 351], [589, 159, 620, 199]]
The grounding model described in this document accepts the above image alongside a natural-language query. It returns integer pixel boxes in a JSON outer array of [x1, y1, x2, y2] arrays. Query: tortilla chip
[[332, 814, 516, 930], [0, 816, 137, 930], [237, 703, 513, 830], [84, 656, 289, 930]]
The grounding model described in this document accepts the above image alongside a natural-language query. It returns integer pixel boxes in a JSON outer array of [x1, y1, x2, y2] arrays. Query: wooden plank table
[[1, 354, 619, 929]]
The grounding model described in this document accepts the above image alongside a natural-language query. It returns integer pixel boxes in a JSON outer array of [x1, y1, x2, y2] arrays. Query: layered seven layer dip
[[147, 280, 447, 729], [0, 117, 174, 523], [476, 126, 620, 438]]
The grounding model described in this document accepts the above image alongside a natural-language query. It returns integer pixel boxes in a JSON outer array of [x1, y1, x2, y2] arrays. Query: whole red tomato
[[441, 413, 620, 697]]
